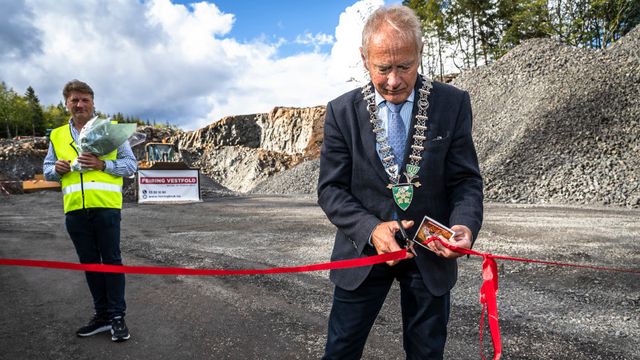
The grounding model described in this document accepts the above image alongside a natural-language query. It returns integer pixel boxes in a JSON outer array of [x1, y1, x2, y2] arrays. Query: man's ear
[[360, 47, 368, 70]]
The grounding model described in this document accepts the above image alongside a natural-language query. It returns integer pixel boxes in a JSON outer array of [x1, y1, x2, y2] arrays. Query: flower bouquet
[[70, 116, 139, 172]]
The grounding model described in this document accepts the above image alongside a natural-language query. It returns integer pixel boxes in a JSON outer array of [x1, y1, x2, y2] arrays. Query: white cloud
[[0, 0, 383, 130], [295, 32, 334, 52], [329, 0, 384, 85]]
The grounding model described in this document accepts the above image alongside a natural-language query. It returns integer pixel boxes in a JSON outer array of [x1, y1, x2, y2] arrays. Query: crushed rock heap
[[250, 158, 320, 195], [452, 26, 639, 207]]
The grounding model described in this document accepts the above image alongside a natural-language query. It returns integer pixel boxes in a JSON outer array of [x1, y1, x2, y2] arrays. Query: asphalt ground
[[1, 192, 638, 360]]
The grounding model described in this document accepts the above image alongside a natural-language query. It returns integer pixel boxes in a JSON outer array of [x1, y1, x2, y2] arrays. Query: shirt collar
[[68, 117, 82, 138]]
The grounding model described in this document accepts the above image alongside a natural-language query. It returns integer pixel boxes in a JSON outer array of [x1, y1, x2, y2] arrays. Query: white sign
[[137, 169, 201, 203]]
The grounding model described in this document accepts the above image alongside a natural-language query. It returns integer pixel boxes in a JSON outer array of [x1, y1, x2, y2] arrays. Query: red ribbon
[[479, 256, 501, 360], [420, 235, 639, 360], [419, 236, 503, 360], [0, 250, 407, 276], [2, 239, 638, 360]]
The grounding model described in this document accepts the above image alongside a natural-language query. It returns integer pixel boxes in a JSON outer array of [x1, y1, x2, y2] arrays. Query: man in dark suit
[[317, 5, 483, 359]]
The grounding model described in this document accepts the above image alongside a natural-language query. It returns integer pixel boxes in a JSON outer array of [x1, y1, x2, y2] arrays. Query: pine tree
[[24, 86, 46, 136]]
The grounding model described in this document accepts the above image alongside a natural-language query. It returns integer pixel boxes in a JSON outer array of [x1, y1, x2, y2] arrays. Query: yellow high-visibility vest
[[49, 123, 123, 213]]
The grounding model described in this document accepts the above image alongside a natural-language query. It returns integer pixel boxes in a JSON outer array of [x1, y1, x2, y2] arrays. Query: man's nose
[[387, 70, 401, 88]]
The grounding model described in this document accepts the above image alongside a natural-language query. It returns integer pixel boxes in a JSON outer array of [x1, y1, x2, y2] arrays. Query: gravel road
[[1, 192, 638, 360]]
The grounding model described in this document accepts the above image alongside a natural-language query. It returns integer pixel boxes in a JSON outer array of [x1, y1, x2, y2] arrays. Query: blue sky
[[174, 0, 359, 57], [0, 0, 389, 130]]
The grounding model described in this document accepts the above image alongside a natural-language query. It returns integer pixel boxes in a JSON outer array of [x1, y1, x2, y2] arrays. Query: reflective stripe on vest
[[49, 123, 123, 213], [62, 182, 122, 196]]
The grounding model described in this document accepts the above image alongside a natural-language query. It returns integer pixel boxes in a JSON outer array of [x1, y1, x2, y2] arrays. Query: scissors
[[396, 220, 419, 257]]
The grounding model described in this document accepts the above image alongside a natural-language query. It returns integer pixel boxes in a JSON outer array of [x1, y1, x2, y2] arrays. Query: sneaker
[[110, 316, 131, 342], [76, 314, 112, 337]]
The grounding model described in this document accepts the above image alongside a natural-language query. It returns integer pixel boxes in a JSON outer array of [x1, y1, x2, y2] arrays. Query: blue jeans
[[65, 208, 126, 318], [323, 259, 450, 360]]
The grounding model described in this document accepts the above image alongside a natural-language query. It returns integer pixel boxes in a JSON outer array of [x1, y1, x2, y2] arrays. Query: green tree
[[449, 0, 500, 67], [549, 0, 639, 48], [0, 82, 12, 137], [588, 0, 640, 48], [408, 0, 501, 71], [407, 0, 639, 72], [1, 80, 168, 137], [43, 101, 70, 130], [405, 0, 449, 79], [497, 0, 551, 55], [0, 82, 30, 138], [24, 86, 46, 136]]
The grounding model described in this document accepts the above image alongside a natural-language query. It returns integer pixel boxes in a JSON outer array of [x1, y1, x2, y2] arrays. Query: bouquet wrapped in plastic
[[70, 116, 140, 172]]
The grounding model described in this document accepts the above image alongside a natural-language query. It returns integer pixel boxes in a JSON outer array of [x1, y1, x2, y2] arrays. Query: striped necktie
[[386, 101, 406, 167]]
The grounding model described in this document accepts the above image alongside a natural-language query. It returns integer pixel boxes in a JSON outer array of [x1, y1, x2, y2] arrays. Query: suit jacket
[[317, 76, 483, 296]]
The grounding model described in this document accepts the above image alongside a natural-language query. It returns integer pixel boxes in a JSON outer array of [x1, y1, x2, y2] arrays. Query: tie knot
[[387, 102, 403, 114]]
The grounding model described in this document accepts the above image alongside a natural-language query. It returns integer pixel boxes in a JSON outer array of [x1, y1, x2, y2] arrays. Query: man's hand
[[54, 160, 71, 175], [76, 152, 105, 171], [371, 220, 414, 266], [426, 224, 473, 259]]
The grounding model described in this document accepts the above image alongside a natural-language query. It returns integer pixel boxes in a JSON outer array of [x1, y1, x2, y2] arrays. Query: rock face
[[174, 106, 325, 192], [259, 106, 326, 159]]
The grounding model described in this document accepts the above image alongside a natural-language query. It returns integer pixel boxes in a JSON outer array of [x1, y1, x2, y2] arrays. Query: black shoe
[[76, 314, 112, 337], [110, 316, 131, 342]]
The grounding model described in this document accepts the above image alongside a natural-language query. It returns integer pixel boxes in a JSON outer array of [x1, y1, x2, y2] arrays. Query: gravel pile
[[251, 159, 320, 195], [453, 28, 640, 208], [198, 173, 238, 198], [254, 28, 640, 208]]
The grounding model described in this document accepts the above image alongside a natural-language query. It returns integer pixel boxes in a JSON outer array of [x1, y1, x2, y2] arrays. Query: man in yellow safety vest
[[44, 79, 137, 342]]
